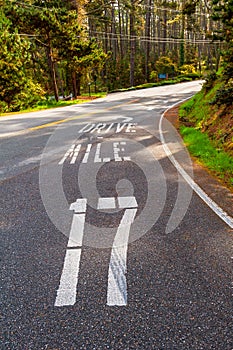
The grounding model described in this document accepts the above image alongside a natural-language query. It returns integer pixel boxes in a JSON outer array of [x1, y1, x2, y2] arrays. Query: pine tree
[[212, 0, 233, 105], [0, 7, 43, 112], [212, 0, 233, 79]]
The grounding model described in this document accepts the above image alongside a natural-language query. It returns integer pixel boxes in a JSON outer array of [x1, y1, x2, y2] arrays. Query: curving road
[[1, 81, 233, 349]]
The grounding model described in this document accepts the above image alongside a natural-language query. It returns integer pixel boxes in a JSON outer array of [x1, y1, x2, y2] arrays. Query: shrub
[[203, 72, 217, 92], [178, 64, 197, 75], [150, 70, 158, 81], [155, 56, 177, 76], [212, 79, 233, 106]]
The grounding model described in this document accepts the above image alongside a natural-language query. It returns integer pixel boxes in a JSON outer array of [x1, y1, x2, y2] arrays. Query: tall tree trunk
[[145, 0, 152, 82], [180, 1, 185, 66], [162, 7, 167, 55], [130, 0, 136, 86], [55, 64, 65, 98], [111, 0, 117, 59], [72, 71, 78, 99], [157, 10, 161, 57], [77, 73, 81, 96], [47, 34, 59, 102], [117, 0, 124, 58], [104, 6, 109, 53]]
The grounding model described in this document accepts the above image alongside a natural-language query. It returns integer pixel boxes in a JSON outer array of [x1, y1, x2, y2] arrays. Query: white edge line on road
[[159, 97, 233, 230]]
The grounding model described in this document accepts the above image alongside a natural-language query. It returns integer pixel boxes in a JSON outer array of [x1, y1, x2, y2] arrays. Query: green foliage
[[155, 56, 177, 75], [110, 76, 194, 93], [0, 10, 44, 112], [182, 1, 199, 16], [203, 72, 217, 92], [179, 89, 211, 126], [179, 42, 185, 67], [179, 77, 233, 188], [179, 96, 196, 117], [0, 0, 232, 111], [149, 71, 158, 81], [185, 44, 198, 67], [32, 94, 107, 110], [103, 57, 130, 91], [0, 0, 107, 109], [180, 126, 233, 187], [8, 81, 44, 112], [211, 0, 233, 105], [212, 79, 233, 106], [178, 73, 200, 80], [178, 64, 196, 75]]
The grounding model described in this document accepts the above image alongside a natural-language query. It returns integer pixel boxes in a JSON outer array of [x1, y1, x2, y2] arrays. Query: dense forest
[[0, 0, 232, 112]]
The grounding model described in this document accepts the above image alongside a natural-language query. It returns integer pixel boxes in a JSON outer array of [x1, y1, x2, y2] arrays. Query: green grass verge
[[180, 125, 233, 188], [179, 82, 222, 126]]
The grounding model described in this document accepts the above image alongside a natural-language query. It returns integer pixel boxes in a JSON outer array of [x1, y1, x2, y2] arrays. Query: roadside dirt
[[164, 105, 233, 219], [203, 105, 233, 156]]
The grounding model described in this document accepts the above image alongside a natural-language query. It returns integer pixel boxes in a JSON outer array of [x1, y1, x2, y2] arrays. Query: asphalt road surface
[[1, 81, 233, 350]]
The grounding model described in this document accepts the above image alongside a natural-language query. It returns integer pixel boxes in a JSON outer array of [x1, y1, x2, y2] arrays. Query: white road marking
[[97, 197, 116, 209], [70, 144, 81, 164], [55, 198, 87, 307], [95, 196, 138, 306], [116, 123, 127, 133], [113, 141, 131, 162], [82, 144, 92, 163], [93, 143, 111, 163], [59, 141, 131, 165], [117, 116, 133, 123], [68, 214, 85, 247], [94, 143, 102, 163], [113, 142, 122, 161], [78, 122, 137, 134], [107, 208, 137, 306], [105, 123, 115, 133], [90, 123, 107, 133], [70, 198, 87, 213], [78, 123, 95, 133], [126, 123, 137, 132], [55, 196, 138, 307], [54, 249, 82, 307], [103, 157, 111, 162], [118, 196, 138, 209], [159, 101, 233, 230], [58, 144, 75, 165]]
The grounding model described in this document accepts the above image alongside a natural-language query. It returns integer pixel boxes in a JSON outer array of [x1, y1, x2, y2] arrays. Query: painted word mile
[[59, 142, 131, 165]]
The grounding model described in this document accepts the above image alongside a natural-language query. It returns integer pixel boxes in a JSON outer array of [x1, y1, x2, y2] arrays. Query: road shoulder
[[164, 105, 233, 219]]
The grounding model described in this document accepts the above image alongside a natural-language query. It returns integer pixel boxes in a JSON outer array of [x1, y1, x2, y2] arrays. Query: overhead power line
[[17, 31, 220, 45], [84, 29, 219, 44]]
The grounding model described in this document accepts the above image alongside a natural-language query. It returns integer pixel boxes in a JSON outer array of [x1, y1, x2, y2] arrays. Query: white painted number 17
[[55, 196, 138, 307]]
